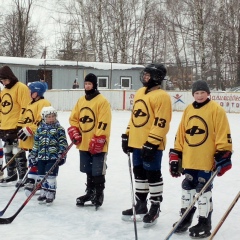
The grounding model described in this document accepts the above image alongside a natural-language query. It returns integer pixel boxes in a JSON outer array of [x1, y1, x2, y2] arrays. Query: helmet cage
[[41, 106, 57, 122], [140, 64, 166, 86]]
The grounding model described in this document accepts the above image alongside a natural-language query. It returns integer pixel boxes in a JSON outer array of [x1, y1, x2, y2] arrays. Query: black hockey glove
[[121, 134, 133, 154], [169, 148, 182, 177], [141, 141, 159, 162], [214, 150, 232, 176], [58, 158, 66, 166]]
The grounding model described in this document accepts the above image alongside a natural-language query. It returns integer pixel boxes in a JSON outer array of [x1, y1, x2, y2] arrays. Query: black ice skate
[[122, 199, 148, 222], [173, 206, 197, 233], [93, 191, 104, 210], [143, 202, 160, 228], [76, 188, 95, 206], [189, 212, 212, 239], [0, 172, 18, 187]]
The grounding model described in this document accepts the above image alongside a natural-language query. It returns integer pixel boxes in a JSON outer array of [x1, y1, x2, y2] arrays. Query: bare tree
[[0, 0, 41, 57]]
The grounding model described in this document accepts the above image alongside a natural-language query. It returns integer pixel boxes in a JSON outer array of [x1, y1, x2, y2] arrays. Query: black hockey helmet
[[140, 63, 167, 87]]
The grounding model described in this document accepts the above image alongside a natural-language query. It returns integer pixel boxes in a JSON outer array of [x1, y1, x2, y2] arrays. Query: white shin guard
[[135, 179, 149, 195], [181, 189, 196, 209], [198, 191, 212, 218], [149, 181, 163, 203]]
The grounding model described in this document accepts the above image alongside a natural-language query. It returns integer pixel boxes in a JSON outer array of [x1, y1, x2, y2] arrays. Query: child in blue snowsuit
[[28, 106, 68, 205]]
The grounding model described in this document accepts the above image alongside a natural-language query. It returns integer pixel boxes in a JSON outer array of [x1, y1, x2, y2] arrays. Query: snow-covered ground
[[0, 111, 239, 240]]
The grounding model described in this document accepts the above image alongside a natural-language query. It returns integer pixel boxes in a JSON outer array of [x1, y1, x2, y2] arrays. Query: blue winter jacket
[[29, 120, 68, 164]]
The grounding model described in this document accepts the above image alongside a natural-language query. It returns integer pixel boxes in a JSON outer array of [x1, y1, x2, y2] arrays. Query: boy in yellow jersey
[[121, 63, 172, 228], [0, 65, 31, 186], [17, 81, 51, 194], [169, 80, 232, 238], [68, 73, 111, 210]]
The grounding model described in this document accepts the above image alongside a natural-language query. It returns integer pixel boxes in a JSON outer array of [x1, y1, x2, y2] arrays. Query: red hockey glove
[[214, 151, 232, 176], [17, 127, 33, 141], [67, 126, 82, 145], [169, 148, 182, 178], [89, 135, 106, 155]]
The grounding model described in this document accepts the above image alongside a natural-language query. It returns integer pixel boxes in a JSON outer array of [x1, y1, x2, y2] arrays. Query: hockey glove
[[28, 155, 38, 167], [121, 134, 133, 154], [214, 150, 232, 176], [169, 148, 182, 178], [58, 156, 66, 166], [17, 127, 33, 141], [141, 141, 159, 162], [89, 135, 106, 155], [67, 126, 82, 145]]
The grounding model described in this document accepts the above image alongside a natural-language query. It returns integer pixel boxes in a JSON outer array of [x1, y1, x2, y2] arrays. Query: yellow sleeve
[[147, 92, 172, 146], [17, 83, 31, 127], [69, 98, 82, 129]]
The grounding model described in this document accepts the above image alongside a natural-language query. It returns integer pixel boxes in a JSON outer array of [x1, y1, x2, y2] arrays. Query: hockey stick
[[164, 168, 219, 240], [0, 168, 31, 216], [0, 149, 25, 172], [208, 191, 240, 240], [127, 152, 138, 240], [0, 142, 73, 224]]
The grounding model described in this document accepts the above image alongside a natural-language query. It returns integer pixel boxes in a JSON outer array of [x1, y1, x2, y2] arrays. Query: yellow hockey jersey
[[174, 100, 232, 171], [19, 98, 51, 150], [126, 87, 172, 150], [69, 94, 111, 152], [0, 82, 31, 129]]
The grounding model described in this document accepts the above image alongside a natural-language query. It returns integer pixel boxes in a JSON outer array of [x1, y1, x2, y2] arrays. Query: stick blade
[[0, 216, 14, 224]]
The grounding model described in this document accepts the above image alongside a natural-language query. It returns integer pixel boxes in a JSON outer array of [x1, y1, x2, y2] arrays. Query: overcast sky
[[1, 0, 62, 58]]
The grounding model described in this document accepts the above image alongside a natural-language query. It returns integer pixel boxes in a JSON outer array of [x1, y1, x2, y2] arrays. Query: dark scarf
[[85, 89, 100, 100], [192, 98, 210, 109]]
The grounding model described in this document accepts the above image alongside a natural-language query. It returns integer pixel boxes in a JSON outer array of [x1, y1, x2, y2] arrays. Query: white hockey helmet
[[41, 106, 57, 122]]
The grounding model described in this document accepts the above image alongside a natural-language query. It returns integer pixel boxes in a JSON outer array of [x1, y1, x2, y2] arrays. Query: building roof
[[0, 56, 144, 70]]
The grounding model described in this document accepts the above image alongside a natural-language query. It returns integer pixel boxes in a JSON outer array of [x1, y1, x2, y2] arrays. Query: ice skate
[[0, 172, 18, 187], [173, 206, 196, 233], [24, 178, 38, 197], [46, 190, 56, 206], [24, 183, 35, 197], [189, 212, 212, 239], [38, 189, 47, 204], [122, 199, 148, 222], [93, 191, 104, 210], [15, 178, 27, 188], [76, 188, 95, 206], [143, 202, 160, 228]]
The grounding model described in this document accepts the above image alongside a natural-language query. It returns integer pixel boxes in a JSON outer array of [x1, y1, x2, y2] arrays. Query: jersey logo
[[185, 115, 208, 147], [23, 109, 35, 124], [1, 93, 13, 114], [80, 116, 94, 124], [133, 109, 147, 118], [132, 99, 149, 127], [79, 107, 95, 132]]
